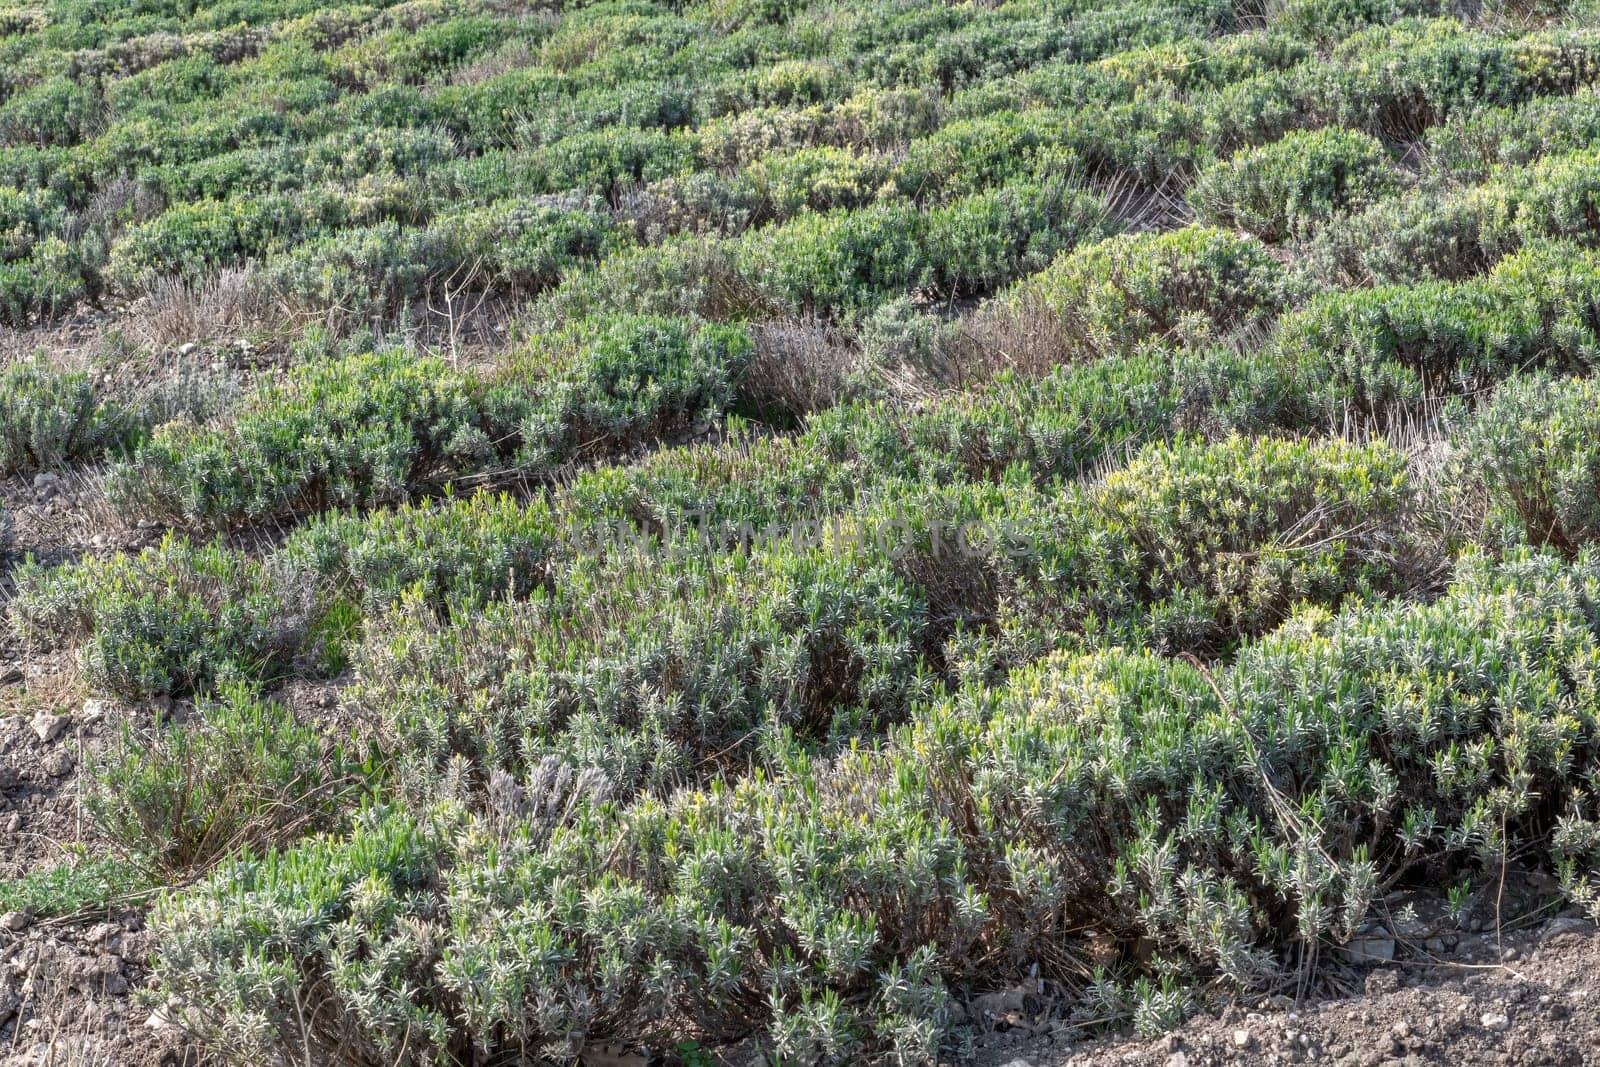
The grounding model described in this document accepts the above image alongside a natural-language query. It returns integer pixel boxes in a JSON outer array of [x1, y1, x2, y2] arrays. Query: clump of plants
[[1454, 371, 1600, 554], [492, 312, 756, 468], [9, 536, 317, 701], [148, 552, 1600, 1063], [1189, 127, 1405, 242], [285, 490, 562, 611], [1309, 147, 1600, 286], [88, 685, 368, 876], [0, 356, 124, 474], [1004, 226, 1297, 362], [347, 524, 935, 799], [1274, 240, 1600, 419], [105, 349, 492, 529], [974, 432, 1416, 662]]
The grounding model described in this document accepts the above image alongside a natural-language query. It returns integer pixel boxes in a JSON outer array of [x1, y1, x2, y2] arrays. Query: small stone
[[30, 710, 67, 743], [2, 813, 19, 833], [1342, 926, 1396, 964], [81, 697, 110, 722], [41, 749, 73, 776], [996, 1060, 1035, 1067], [1, 910, 30, 932], [1481, 1012, 1511, 1033], [1165, 1053, 1188, 1067], [1366, 970, 1402, 996], [1233, 1029, 1253, 1049], [178, 342, 197, 356], [1540, 916, 1593, 943]]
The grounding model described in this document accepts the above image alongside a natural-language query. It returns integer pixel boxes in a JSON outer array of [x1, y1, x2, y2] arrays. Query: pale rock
[[1341, 925, 1395, 964], [30, 711, 67, 743], [1540, 916, 1593, 943]]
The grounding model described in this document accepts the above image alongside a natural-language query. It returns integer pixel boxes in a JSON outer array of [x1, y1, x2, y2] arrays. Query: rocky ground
[[0, 701, 194, 1067], [970, 907, 1600, 1067]]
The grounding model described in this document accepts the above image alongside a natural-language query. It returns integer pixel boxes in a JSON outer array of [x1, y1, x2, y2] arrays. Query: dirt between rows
[[971, 915, 1600, 1067]]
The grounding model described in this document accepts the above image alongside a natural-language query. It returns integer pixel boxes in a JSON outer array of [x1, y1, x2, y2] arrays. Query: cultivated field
[[3, 0, 1600, 1062]]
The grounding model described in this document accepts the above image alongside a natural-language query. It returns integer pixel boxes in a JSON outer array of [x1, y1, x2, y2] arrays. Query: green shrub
[[1009, 226, 1295, 360], [1307, 184, 1508, 286], [445, 196, 621, 293], [106, 320, 755, 531], [1454, 372, 1600, 554], [108, 192, 338, 292], [917, 549, 1600, 1026], [152, 763, 962, 1064], [522, 128, 699, 197], [106, 349, 491, 529], [492, 313, 755, 468], [0, 185, 65, 260], [530, 235, 765, 325], [736, 203, 932, 317], [0, 236, 89, 325], [88, 685, 366, 876], [347, 524, 934, 798], [1275, 241, 1600, 418], [561, 182, 1109, 322], [1090, 34, 1311, 94], [887, 110, 1072, 203], [558, 344, 1277, 546], [0, 858, 148, 919], [1310, 147, 1600, 285], [151, 552, 1600, 1062], [9, 536, 315, 700], [285, 491, 560, 610], [1189, 128, 1404, 243], [1271, 0, 1446, 44], [741, 145, 888, 219], [1294, 21, 1595, 140], [261, 197, 621, 322], [255, 221, 449, 324], [926, 179, 1112, 296], [987, 433, 1414, 659], [1426, 87, 1600, 180], [0, 76, 101, 148], [0, 356, 123, 474]]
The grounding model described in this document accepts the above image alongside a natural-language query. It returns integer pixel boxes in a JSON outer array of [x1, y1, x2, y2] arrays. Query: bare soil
[[970, 911, 1600, 1067]]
